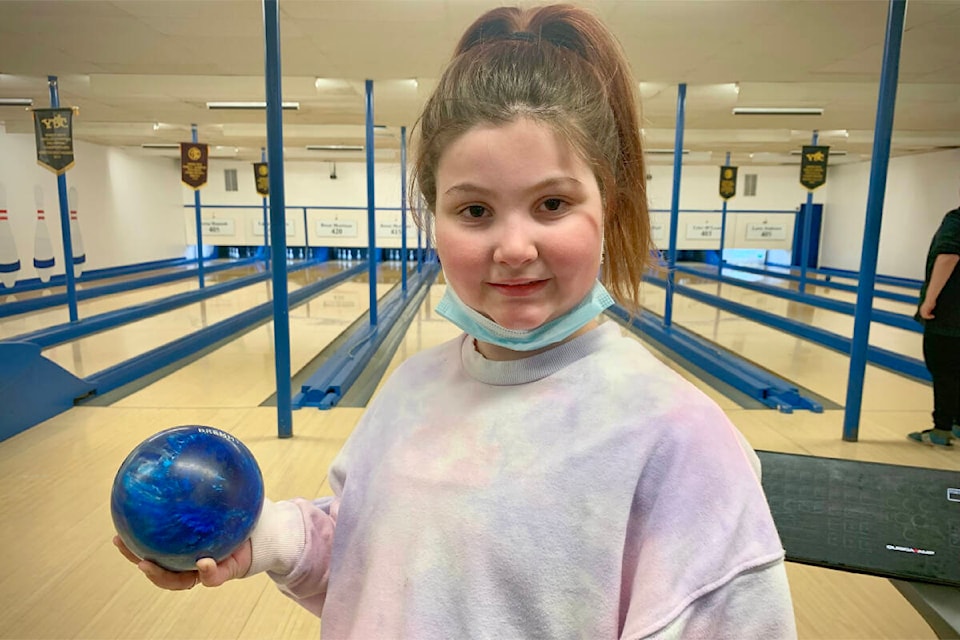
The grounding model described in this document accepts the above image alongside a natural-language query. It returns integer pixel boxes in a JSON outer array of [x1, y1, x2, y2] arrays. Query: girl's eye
[[462, 205, 487, 218], [542, 198, 565, 212]]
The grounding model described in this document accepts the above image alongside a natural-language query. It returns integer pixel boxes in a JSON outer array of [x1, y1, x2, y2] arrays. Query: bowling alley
[[0, 1, 958, 638]]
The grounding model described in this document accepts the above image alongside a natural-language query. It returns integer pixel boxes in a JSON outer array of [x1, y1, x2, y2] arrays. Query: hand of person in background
[[113, 535, 251, 590], [920, 297, 936, 320]]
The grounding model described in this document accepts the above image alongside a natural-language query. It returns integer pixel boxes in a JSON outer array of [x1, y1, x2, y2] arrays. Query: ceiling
[[1, 0, 958, 166]]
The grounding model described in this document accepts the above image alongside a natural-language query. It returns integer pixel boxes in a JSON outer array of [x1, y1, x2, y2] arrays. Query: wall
[[0, 131, 186, 279], [822, 148, 960, 280]]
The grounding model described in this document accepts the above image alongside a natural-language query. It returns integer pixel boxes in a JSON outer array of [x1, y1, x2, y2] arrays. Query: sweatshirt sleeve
[[637, 561, 797, 640], [246, 495, 340, 617], [618, 392, 793, 638]]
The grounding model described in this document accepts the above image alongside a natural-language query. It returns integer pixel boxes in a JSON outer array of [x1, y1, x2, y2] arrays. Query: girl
[[117, 4, 796, 638]]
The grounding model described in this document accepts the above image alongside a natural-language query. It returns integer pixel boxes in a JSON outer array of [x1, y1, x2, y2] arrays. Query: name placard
[[253, 219, 295, 237], [317, 220, 358, 238], [376, 221, 417, 239], [203, 219, 235, 235], [745, 223, 787, 240], [651, 223, 666, 242], [685, 223, 722, 240]]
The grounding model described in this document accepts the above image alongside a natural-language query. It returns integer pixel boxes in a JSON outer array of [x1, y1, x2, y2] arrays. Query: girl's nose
[[492, 218, 539, 267]]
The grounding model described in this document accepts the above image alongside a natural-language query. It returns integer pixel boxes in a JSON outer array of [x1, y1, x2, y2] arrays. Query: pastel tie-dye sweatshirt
[[249, 322, 797, 639]]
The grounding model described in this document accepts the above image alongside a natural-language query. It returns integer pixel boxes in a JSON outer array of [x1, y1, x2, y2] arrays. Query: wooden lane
[[0, 262, 270, 340], [34, 263, 354, 379]]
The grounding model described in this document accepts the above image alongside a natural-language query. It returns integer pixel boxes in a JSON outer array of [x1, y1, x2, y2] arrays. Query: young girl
[[117, 4, 796, 637]]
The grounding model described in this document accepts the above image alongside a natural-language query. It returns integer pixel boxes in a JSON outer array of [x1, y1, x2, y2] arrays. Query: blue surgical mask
[[435, 280, 614, 352]]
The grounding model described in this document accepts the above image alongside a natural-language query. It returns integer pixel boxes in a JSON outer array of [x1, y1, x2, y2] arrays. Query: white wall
[[822, 148, 960, 280], [0, 131, 186, 279], [646, 163, 807, 212]]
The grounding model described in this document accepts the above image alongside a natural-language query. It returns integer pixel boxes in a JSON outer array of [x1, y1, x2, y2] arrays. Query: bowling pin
[[68, 186, 86, 276], [32, 185, 55, 283], [0, 183, 21, 289]]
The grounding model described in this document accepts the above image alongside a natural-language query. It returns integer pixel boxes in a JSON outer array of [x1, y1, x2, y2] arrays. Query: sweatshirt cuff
[[246, 498, 305, 578]]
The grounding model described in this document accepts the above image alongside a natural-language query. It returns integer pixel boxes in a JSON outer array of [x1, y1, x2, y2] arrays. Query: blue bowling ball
[[111, 425, 264, 572]]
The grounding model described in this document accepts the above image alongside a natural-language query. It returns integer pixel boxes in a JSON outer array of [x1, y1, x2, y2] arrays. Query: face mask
[[435, 280, 614, 352]]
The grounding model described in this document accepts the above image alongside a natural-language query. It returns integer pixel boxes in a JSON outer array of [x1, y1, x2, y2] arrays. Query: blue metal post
[[843, 0, 906, 442], [663, 83, 686, 328], [400, 126, 408, 294], [47, 75, 79, 323], [799, 130, 819, 294], [302, 208, 309, 257], [191, 124, 205, 288], [261, 147, 269, 269], [263, 0, 292, 438], [365, 79, 378, 325], [718, 151, 730, 276]]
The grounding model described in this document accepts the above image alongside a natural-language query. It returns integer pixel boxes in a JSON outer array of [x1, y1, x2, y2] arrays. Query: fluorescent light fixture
[[0, 97, 33, 106], [306, 145, 364, 151], [791, 149, 847, 156], [206, 101, 299, 110], [647, 149, 689, 155], [141, 143, 179, 149], [733, 107, 823, 116]]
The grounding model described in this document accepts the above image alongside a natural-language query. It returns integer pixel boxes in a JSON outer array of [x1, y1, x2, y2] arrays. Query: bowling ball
[[111, 425, 264, 572]]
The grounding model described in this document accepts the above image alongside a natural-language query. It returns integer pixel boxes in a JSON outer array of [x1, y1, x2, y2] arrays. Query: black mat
[[758, 451, 960, 587]]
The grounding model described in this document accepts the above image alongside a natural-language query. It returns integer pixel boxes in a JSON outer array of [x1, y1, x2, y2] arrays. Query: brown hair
[[411, 4, 651, 311]]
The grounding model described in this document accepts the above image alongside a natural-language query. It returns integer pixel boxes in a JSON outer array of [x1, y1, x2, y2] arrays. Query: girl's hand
[[113, 535, 252, 590]]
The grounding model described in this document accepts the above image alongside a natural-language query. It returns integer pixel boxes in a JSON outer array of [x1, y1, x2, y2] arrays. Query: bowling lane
[[0, 260, 269, 339], [109, 263, 408, 408], [704, 264, 919, 315], [39, 261, 359, 379], [640, 282, 930, 413], [675, 272, 923, 360]]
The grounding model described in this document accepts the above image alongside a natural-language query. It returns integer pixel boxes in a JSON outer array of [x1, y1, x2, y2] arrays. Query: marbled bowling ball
[[111, 425, 264, 572]]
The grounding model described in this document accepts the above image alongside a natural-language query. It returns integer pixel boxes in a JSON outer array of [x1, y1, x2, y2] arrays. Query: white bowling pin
[[33, 185, 55, 283], [0, 183, 22, 289], [68, 186, 86, 276]]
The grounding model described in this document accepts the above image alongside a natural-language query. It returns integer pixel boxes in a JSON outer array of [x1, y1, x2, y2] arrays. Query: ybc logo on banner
[[33, 108, 76, 175], [800, 145, 830, 190]]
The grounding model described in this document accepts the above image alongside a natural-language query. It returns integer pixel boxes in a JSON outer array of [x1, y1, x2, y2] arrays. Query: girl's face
[[434, 118, 604, 333]]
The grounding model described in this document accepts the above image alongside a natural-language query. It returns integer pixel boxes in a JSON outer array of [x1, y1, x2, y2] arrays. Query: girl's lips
[[487, 279, 549, 297]]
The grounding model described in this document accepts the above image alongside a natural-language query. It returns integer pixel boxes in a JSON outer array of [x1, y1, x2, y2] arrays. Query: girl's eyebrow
[[443, 176, 584, 198]]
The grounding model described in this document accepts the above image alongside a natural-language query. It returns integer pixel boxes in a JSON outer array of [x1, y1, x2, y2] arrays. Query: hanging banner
[[180, 142, 209, 190], [719, 165, 738, 200], [800, 145, 830, 191], [33, 108, 76, 175], [253, 162, 269, 196]]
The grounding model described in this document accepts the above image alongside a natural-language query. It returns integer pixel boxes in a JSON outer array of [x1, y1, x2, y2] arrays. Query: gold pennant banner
[[180, 143, 209, 190], [719, 165, 738, 201], [253, 162, 269, 196], [33, 108, 76, 175], [800, 145, 830, 191]]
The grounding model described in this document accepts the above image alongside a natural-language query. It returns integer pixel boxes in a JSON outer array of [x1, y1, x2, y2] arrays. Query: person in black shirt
[[910, 199, 960, 447]]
